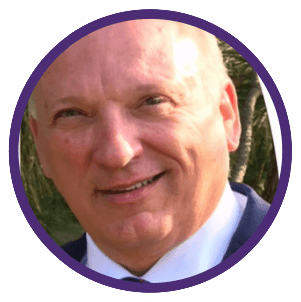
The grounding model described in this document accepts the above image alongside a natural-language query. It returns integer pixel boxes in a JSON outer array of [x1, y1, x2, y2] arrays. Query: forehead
[[36, 20, 211, 105], [43, 20, 209, 72]]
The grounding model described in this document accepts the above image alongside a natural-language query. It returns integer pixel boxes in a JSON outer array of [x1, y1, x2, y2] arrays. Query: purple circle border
[[10, 9, 292, 293]]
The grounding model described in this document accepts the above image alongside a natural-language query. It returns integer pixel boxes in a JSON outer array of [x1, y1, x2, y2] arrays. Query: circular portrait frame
[[10, 9, 292, 293]]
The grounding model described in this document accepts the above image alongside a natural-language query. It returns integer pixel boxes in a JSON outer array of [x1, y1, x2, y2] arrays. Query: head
[[29, 20, 241, 273]]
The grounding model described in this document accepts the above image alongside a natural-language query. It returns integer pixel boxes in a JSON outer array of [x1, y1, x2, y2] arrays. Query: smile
[[98, 171, 166, 195]]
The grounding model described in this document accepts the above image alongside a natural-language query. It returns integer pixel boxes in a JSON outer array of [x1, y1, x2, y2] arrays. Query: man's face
[[31, 21, 240, 258]]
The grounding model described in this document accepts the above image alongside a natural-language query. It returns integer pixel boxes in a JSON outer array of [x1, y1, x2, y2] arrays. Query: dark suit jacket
[[61, 182, 270, 266]]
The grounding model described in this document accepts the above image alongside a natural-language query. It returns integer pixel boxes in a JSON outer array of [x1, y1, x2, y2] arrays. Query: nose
[[93, 110, 143, 170]]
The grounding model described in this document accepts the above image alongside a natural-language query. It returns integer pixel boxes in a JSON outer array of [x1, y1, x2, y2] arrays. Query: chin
[[104, 211, 174, 249]]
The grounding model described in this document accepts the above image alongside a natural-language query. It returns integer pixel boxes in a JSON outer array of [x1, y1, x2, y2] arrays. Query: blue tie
[[121, 277, 150, 283]]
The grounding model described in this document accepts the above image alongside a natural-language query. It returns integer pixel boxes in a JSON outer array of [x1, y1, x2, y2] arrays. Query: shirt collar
[[86, 182, 246, 282]]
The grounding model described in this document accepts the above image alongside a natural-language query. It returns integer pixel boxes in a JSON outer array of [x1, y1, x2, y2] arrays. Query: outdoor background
[[20, 39, 279, 246]]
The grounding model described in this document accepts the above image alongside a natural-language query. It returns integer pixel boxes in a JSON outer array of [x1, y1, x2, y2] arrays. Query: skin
[[30, 20, 241, 276]]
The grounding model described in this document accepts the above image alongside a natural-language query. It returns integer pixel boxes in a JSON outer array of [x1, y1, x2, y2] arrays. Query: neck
[[120, 260, 158, 277]]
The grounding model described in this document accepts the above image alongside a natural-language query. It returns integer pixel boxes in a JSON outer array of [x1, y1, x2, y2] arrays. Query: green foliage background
[[20, 40, 278, 246]]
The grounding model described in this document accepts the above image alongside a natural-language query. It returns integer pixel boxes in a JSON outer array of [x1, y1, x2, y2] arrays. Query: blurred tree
[[218, 39, 278, 199], [230, 69, 262, 183]]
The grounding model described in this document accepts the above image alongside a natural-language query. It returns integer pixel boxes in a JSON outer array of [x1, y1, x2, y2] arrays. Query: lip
[[94, 171, 166, 204]]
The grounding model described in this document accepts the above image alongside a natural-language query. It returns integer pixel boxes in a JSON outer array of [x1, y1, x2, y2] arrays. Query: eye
[[138, 95, 174, 117], [143, 96, 165, 106], [55, 109, 84, 120]]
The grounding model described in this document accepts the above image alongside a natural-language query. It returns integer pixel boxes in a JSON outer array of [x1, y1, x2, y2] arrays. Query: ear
[[28, 115, 38, 139], [219, 81, 241, 152], [28, 116, 52, 178]]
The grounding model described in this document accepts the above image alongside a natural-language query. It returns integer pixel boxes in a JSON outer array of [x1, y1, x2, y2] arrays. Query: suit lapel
[[222, 182, 270, 260]]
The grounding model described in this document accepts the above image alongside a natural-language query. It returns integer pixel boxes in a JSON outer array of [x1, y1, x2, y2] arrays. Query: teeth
[[123, 181, 144, 192], [98, 172, 165, 195], [110, 176, 155, 193]]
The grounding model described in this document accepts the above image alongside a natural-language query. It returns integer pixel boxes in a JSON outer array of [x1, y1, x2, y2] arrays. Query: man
[[28, 20, 270, 282]]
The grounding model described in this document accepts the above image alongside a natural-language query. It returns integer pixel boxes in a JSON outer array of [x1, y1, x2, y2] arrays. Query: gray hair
[[28, 92, 37, 119]]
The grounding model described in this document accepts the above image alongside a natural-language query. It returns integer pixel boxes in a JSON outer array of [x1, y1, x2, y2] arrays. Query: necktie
[[121, 277, 150, 283]]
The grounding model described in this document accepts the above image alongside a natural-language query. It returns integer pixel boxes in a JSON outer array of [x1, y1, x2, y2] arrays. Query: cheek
[[42, 130, 94, 182], [190, 119, 229, 174], [143, 110, 226, 164], [140, 109, 229, 210]]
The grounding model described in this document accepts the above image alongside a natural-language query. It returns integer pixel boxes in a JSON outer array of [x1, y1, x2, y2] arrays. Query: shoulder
[[223, 182, 270, 260], [61, 233, 87, 263], [230, 182, 270, 226]]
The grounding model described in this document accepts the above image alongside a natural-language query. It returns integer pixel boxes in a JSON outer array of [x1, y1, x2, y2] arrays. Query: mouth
[[96, 171, 166, 195]]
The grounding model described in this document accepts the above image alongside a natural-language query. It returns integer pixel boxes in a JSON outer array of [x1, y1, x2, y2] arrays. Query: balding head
[[28, 20, 227, 118]]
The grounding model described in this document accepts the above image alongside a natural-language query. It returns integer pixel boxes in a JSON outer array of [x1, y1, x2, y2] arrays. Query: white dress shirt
[[86, 183, 247, 282]]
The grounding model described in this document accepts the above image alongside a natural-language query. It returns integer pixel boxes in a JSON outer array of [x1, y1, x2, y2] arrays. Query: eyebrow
[[135, 81, 187, 99], [51, 96, 99, 111], [55, 97, 85, 104], [47, 97, 92, 116], [136, 84, 161, 92]]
